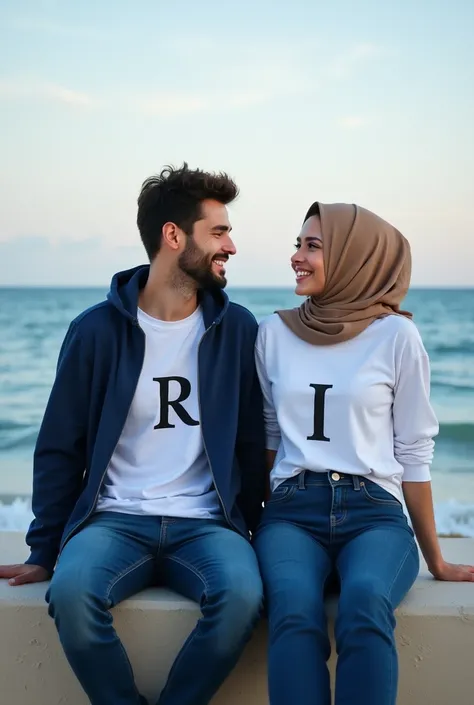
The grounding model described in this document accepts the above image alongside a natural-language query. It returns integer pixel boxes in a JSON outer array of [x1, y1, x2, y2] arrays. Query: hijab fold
[[277, 202, 412, 345]]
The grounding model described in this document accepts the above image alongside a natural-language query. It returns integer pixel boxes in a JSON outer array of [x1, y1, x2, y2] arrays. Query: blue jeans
[[46, 512, 263, 705], [254, 471, 419, 705]]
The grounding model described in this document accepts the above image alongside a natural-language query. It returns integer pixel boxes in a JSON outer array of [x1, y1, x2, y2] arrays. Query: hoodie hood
[[106, 265, 229, 328]]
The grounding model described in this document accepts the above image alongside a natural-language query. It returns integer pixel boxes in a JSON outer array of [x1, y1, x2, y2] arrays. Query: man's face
[[178, 199, 236, 291]]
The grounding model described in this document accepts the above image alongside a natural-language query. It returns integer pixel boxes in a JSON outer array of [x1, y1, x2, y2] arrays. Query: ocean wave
[[0, 419, 28, 432], [438, 422, 474, 445], [428, 342, 474, 356], [2, 496, 474, 537], [435, 499, 474, 537], [0, 430, 39, 451], [431, 380, 474, 393]]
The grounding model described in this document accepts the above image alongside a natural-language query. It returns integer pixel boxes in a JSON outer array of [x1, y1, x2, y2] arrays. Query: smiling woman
[[253, 200, 474, 705], [292, 206, 325, 297]]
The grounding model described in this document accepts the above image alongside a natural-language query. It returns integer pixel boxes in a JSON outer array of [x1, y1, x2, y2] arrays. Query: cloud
[[139, 85, 305, 117], [0, 80, 95, 107], [0, 40, 378, 117], [328, 43, 382, 79], [338, 116, 370, 129], [6, 15, 107, 40], [0, 236, 144, 287], [139, 94, 208, 117], [0, 44, 309, 117], [138, 56, 313, 117], [139, 91, 278, 117]]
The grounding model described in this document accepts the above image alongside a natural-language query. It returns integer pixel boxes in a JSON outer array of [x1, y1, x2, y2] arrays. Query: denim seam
[[387, 540, 418, 602], [333, 508, 347, 526], [115, 640, 143, 701], [156, 554, 210, 701], [333, 488, 347, 526], [105, 554, 155, 603], [103, 553, 156, 702], [164, 554, 210, 593], [157, 517, 166, 555], [385, 540, 417, 705], [266, 485, 298, 506], [329, 486, 336, 543], [161, 518, 169, 549], [361, 483, 401, 507]]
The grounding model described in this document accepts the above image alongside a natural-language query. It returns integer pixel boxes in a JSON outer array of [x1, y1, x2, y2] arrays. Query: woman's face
[[291, 215, 326, 297]]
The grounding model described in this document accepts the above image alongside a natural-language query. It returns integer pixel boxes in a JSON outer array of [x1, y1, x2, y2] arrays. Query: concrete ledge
[[1, 533, 474, 704]]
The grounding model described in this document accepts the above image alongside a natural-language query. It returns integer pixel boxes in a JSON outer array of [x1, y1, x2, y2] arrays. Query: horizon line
[[1, 284, 473, 291]]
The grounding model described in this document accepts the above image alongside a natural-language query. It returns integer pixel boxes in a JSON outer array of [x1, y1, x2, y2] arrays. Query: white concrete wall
[[1, 532, 474, 704]]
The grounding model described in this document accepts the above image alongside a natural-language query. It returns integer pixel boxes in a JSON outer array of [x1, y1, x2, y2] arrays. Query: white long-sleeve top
[[255, 313, 439, 503]]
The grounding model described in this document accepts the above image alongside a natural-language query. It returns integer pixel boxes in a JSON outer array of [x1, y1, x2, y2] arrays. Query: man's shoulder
[[226, 301, 258, 330], [70, 300, 121, 339]]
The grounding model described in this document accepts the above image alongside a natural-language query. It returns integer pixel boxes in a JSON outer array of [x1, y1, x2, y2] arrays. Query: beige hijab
[[277, 202, 413, 345]]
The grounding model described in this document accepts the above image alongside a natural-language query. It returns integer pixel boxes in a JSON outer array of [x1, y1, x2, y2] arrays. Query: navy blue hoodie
[[25, 266, 266, 573]]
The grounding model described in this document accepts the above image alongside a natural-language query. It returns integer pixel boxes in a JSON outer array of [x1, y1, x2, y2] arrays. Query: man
[[0, 164, 266, 705]]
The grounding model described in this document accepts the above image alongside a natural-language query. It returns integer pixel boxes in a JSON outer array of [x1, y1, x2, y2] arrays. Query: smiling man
[[0, 164, 266, 705]]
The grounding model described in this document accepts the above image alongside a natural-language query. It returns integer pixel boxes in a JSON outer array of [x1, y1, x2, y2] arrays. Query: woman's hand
[[430, 560, 474, 582], [402, 482, 474, 583]]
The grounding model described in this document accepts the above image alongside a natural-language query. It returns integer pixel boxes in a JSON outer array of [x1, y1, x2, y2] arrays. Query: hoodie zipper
[[59, 314, 235, 555], [197, 320, 235, 530], [58, 321, 145, 555]]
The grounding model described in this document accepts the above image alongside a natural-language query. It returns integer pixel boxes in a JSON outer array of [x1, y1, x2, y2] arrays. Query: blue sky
[[0, 0, 473, 286]]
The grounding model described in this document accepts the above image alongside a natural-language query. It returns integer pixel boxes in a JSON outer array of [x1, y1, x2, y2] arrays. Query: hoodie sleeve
[[393, 327, 439, 482], [235, 316, 266, 534], [25, 322, 92, 572]]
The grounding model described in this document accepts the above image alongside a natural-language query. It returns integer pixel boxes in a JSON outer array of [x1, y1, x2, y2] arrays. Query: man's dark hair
[[137, 163, 239, 260]]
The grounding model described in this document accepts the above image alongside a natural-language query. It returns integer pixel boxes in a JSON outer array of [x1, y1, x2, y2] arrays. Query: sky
[[0, 0, 473, 287]]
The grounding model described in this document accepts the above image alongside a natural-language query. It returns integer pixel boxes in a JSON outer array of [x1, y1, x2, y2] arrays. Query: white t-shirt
[[96, 306, 221, 518], [255, 313, 439, 503]]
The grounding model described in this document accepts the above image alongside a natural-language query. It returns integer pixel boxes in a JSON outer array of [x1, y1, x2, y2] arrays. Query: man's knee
[[215, 567, 263, 619], [204, 567, 263, 652], [47, 567, 109, 647]]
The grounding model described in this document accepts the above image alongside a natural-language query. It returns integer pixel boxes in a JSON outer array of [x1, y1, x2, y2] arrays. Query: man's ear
[[161, 222, 182, 251]]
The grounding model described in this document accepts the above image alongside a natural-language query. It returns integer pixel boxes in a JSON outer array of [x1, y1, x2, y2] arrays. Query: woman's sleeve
[[255, 326, 281, 452], [393, 332, 439, 482]]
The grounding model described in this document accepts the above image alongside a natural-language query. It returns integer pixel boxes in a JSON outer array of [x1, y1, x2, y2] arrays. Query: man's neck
[[138, 265, 198, 322]]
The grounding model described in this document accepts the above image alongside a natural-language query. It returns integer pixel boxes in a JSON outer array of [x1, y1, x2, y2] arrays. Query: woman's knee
[[336, 579, 395, 640], [268, 577, 327, 631]]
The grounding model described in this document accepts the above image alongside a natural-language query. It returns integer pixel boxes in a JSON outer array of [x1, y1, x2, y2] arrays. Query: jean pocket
[[265, 484, 298, 505], [361, 480, 401, 506]]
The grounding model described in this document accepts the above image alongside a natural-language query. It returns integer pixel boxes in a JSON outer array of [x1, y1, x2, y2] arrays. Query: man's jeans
[[46, 512, 263, 705], [254, 471, 419, 705]]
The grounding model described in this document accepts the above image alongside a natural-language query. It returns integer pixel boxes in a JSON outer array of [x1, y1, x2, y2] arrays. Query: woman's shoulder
[[258, 312, 283, 331], [257, 312, 295, 349], [377, 314, 427, 356]]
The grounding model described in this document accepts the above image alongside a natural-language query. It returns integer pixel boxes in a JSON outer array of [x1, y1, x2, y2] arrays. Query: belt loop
[[298, 471, 306, 490], [353, 475, 361, 491]]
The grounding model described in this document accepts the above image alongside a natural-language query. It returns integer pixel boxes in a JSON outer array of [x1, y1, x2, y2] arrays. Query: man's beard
[[177, 237, 227, 293]]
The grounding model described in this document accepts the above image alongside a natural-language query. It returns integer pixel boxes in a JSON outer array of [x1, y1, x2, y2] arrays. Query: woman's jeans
[[254, 471, 419, 705]]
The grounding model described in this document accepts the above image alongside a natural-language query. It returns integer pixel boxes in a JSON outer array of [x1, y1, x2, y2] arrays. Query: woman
[[253, 202, 474, 705]]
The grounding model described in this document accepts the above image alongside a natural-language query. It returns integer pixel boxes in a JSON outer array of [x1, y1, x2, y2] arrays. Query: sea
[[0, 286, 473, 535]]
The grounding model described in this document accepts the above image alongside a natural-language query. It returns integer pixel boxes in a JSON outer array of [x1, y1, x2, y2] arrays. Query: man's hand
[[0, 564, 50, 586]]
